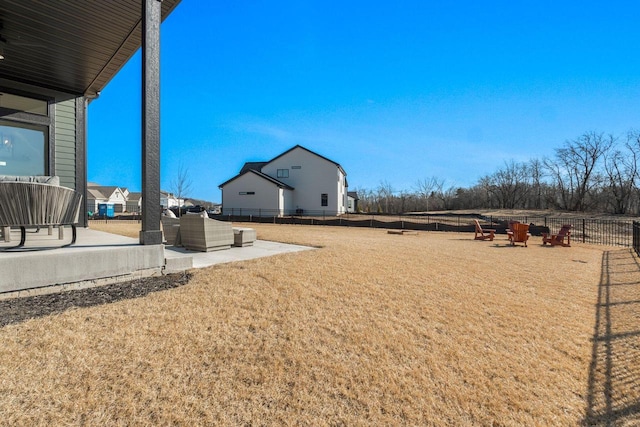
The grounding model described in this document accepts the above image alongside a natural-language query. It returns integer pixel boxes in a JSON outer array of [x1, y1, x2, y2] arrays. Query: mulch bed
[[0, 272, 192, 328]]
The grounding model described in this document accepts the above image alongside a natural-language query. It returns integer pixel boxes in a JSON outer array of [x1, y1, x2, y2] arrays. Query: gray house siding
[[54, 98, 77, 189]]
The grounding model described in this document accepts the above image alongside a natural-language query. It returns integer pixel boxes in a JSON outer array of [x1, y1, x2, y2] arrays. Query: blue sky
[[87, 1, 640, 202]]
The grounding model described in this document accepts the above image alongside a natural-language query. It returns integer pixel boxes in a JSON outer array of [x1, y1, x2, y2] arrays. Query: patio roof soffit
[[0, 0, 181, 97]]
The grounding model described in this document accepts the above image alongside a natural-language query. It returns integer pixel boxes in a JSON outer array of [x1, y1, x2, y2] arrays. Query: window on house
[[291, 166, 301, 169], [0, 121, 47, 175], [321, 193, 328, 207], [277, 169, 289, 178], [239, 191, 255, 195], [0, 91, 51, 176]]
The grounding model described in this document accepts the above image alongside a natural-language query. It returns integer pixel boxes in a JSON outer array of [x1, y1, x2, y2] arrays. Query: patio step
[[164, 252, 193, 273]]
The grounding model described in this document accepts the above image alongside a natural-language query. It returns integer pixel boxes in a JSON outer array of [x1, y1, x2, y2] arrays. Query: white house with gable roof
[[219, 145, 348, 216], [86, 184, 129, 214]]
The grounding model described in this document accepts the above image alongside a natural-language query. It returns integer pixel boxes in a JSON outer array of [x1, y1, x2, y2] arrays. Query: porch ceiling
[[0, 0, 181, 96]]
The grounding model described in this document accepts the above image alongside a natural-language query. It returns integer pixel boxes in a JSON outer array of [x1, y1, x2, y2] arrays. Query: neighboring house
[[126, 192, 142, 214], [347, 191, 360, 213], [219, 145, 348, 216], [160, 191, 180, 209], [85, 187, 215, 215], [86, 188, 107, 215], [86, 184, 129, 213]]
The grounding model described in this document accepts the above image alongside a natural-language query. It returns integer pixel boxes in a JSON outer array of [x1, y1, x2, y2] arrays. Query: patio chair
[[161, 215, 181, 246], [473, 219, 495, 241], [0, 176, 82, 249], [179, 214, 234, 252], [542, 224, 572, 247], [507, 222, 531, 247]]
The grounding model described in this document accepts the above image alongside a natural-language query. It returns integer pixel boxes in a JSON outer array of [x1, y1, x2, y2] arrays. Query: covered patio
[[0, 1, 183, 294]]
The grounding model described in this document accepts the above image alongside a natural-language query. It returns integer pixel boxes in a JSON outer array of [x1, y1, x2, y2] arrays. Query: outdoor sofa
[[179, 214, 234, 252], [162, 211, 256, 250], [0, 175, 83, 248]]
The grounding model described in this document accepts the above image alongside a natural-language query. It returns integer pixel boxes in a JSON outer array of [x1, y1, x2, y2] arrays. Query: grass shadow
[[0, 272, 192, 328], [584, 248, 640, 426]]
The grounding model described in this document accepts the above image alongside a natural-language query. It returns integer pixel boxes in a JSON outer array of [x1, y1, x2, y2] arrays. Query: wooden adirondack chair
[[507, 222, 531, 247], [542, 224, 572, 247], [473, 219, 495, 241]]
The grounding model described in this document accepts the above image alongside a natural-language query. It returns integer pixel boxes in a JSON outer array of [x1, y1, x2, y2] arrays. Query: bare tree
[[437, 185, 458, 210], [170, 163, 192, 216], [337, 130, 636, 214], [603, 136, 636, 214], [483, 161, 531, 209], [545, 131, 614, 211], [528, 158, 545, 209], [377, 180, 395, 213], [415, 176, 444, 212]]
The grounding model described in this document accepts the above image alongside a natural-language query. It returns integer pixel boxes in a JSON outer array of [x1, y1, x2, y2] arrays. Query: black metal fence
[[89, 210, 638, 248], [633, 221, 640, 255], [214, 210, 636, 247]]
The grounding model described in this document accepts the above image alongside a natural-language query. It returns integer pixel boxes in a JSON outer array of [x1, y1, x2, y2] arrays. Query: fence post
[[583, 219, 586, 244]]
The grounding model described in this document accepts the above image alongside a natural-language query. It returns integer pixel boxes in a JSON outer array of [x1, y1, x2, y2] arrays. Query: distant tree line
[[353, 130, 640, 215]]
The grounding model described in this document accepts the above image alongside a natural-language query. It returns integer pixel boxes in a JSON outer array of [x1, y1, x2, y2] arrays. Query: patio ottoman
[[233, 227, 256, 247]]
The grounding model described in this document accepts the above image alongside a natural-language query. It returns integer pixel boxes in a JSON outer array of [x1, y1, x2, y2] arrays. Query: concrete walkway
[[164, 240, 314, 270]]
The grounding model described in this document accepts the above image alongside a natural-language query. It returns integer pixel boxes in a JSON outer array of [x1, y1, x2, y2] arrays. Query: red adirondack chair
[[474, 219, 495, 241], [542, 224, 572, 247], [507, 222, 531, 247]]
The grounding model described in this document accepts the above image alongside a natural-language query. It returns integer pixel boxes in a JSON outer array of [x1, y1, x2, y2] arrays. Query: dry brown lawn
[[1, 222, 638, 425], [89, 220, 142, 239]]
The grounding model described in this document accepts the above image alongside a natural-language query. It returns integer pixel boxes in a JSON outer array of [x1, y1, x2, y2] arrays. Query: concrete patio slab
[[0, 227, 164, 296], [0, 226, 314, 298]]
